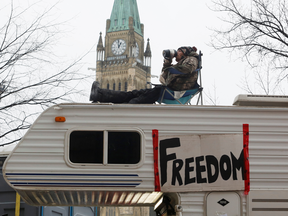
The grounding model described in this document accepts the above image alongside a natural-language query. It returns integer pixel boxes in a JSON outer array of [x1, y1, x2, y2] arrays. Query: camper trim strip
[[6, 173, 138, 176], [6, 173, 141, 187], [9, 182, 140, 187]]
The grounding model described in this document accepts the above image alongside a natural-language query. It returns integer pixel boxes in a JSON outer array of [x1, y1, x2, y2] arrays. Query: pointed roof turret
[[108, 0, 143, 36], [97, 32, 104, 51], [144, 38, 151, 57]]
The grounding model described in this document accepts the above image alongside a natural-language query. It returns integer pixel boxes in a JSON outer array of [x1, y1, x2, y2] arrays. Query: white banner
[[159, 134, 244, 192]]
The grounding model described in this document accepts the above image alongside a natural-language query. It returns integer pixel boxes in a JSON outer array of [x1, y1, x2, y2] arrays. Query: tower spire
[[97, 32, 105, 61], [108, 0, 143, 36], [144, 38, 152, 67], [97, 32, 104, 49]]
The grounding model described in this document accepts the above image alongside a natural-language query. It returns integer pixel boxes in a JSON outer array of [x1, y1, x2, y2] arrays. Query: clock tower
[[96, 0, 152, 91]]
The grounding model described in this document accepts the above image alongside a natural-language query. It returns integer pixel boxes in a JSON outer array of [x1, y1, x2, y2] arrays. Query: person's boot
[[128, 86, 162, 104], [89, 81, 136, 103], [89, 81, 101, 101]]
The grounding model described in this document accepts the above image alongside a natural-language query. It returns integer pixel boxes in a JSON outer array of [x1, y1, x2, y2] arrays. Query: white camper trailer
[[3, 96, 288, 216]]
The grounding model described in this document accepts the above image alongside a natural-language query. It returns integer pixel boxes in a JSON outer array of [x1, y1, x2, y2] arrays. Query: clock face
[[112, 39, 126, 55]]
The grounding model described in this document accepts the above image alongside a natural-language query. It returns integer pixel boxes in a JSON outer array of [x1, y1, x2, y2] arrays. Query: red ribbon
[[243, 124, 250, 195], [152, 129, 160, 192]]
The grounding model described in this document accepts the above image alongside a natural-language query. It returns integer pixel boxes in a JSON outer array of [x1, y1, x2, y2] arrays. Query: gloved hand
[[163, 58, 172, 67]]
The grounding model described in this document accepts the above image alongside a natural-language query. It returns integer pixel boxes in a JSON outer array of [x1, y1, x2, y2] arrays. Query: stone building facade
[[95, 0, 152, 91]]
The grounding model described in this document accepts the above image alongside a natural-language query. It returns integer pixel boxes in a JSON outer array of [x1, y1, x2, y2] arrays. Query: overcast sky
[[3, 0, 249, 105]]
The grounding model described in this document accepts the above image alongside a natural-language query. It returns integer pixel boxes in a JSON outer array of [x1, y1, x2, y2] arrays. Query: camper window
[[70, 131, 104, 163], [108, 131, 140, 164], [69, 131, 141, 165]]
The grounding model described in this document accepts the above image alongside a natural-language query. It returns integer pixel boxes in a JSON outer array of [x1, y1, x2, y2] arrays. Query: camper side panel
[[3, 104, 288, 212]]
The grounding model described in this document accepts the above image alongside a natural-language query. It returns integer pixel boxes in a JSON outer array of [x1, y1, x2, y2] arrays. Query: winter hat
[[177, 46, 197, 55]]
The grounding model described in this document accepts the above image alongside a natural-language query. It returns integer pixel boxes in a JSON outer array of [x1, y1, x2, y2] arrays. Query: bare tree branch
[[210, 0, 288, 94], [204, 81, 219, 105], [0, 1, 92, 146]]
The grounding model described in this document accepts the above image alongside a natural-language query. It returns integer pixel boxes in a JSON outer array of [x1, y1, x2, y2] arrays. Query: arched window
[[107, 83, 110, 89], [118, 82, 121, 91], [113, 83, 116, 90]]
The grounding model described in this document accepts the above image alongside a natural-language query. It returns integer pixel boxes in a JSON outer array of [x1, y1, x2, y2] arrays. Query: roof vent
[[233, 94, 288, 107]]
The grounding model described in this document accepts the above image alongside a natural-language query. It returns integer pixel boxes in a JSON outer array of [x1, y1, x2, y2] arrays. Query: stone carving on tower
[[96, 0, 152, 92]]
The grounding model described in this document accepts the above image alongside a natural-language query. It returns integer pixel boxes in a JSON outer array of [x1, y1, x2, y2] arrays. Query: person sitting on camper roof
[[89, 46, 199, 104]]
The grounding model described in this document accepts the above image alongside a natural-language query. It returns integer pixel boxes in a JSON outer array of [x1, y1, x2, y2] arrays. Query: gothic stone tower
[[96, 0, 152, 91]]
